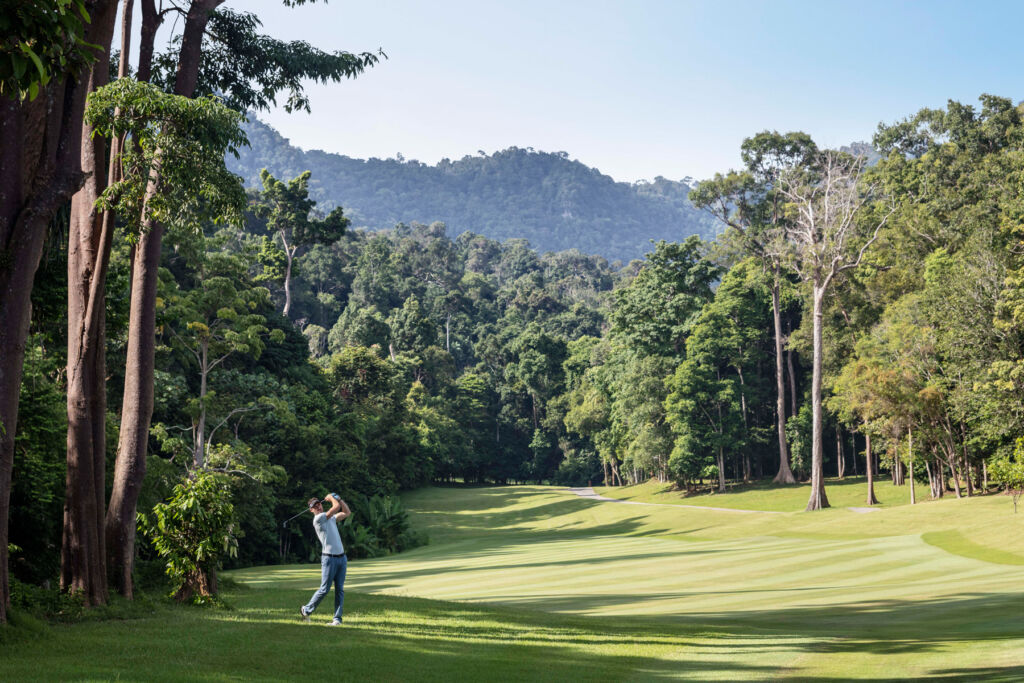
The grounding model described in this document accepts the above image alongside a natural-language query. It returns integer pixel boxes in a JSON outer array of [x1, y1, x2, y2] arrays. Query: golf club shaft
[[281, 498, 334, 527]]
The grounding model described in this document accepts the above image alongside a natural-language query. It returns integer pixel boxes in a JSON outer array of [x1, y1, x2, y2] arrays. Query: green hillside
[[226, 117, 722, 262]]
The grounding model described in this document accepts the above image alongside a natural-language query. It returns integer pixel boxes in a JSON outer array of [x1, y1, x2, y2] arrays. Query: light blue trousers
[[304, 554, 347, 620]]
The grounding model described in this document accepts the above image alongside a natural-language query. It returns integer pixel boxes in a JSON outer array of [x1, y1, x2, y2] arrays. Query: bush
[[9, 578, 84, 621], [552, 449, 603, 487], [339, 494, 427, 559], [139, 471, 238, 604], [990, 438, 1024, 512]]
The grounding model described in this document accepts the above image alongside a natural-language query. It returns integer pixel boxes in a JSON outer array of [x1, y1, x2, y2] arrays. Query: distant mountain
[[227, 117, 722, 262]]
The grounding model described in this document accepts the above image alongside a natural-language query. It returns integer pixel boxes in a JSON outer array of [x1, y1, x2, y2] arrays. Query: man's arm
[[325, 493, 351, 522]]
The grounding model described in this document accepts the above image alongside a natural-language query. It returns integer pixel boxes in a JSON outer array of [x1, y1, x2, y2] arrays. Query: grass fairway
[[593, 476, 934, 511], [4, 484, 1024, 680]]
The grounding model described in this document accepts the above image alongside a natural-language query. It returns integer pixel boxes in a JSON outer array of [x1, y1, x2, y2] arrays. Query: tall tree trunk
[[864, 429, 878, 505], [717, 444, 726, 493], [737, 366, 751, 483], [194, 342, 209, 468], [908, 428, 916, 505], [836, 426, 845, 479], [63, 5, 123, 601], [106, 0, 223, 601], [0, 0, 119, 622], [282, 240, 294, 317], [805, 287, 829, 510], [772, 276, 796, 484], [786, 322, 798, 419], [851, 432, 858, 475], [964, 456, 973, 497]]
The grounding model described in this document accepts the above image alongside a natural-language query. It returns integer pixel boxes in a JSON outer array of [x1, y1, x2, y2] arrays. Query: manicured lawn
[[594, 476, 935, 511], [4, 483, 1024, 680]]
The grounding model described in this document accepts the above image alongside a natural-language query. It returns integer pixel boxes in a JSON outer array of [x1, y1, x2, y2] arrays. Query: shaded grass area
[[6, 580, 1024, 681], [594, 476, 934, 511]]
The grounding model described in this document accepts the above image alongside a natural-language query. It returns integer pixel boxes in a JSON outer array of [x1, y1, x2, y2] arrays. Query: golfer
[[300, 492, 351, 625]]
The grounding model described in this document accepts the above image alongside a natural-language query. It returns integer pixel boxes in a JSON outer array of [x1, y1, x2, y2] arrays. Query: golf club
[[281, 498, 331, 528]]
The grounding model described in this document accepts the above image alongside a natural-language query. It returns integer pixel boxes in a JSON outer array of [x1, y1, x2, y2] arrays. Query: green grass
[[594, 476, 935, 511], [4, 483, 1024, 680]]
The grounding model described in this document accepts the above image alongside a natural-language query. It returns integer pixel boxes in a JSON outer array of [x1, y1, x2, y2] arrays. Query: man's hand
[[324, 493, 350, 521]]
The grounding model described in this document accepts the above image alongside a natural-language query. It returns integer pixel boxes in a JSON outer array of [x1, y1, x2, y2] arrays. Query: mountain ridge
[[227, 116, 722, 262]]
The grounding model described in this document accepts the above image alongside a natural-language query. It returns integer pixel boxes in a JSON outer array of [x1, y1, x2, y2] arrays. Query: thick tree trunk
[[105, 0, 223, 600], [805, 287, 829, 510], [107, 215, 162, 599], [63, 0, 124, 604], [0, 0, 119, 621], [772, 277, 796, 484], [864, 430, 878, 505], [137, 1, 160, 84]]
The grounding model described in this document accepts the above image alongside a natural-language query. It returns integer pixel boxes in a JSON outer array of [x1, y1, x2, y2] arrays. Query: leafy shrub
[[339, 494, 426, 559], [9, 578, 84, 621], [990, 438, 1024, 512], [139, 471, 238, 604]]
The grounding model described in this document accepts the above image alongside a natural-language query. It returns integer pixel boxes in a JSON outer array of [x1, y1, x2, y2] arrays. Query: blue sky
[[157, 1, 1024, 182]]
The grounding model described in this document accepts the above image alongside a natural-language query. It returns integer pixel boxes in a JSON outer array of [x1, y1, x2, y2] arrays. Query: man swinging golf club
[[300, 492, 351, 625]]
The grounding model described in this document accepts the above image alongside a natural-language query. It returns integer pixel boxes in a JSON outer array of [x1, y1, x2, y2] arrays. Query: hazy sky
[[150, 0, 1023, 182]]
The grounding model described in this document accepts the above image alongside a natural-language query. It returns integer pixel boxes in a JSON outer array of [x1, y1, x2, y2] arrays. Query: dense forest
[[227, 117, 721, 262], [4, 1, 1024, 624]]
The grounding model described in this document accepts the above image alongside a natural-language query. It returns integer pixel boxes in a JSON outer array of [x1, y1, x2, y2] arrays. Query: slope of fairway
[[594, 476, 934, 511], [240, 485, 1024, 679], [4, 484, 1024, 680]]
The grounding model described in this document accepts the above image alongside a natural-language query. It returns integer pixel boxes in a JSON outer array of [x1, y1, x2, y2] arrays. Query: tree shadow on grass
[[227, 589, 1024, 680], [350, 540, 746, 593]]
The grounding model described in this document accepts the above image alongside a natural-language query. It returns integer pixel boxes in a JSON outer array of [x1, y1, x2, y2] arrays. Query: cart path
[[566, 487, 786, 514]]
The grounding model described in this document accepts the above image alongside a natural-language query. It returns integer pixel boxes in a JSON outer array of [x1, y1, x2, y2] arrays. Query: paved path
[[566, 487, 783, 514]]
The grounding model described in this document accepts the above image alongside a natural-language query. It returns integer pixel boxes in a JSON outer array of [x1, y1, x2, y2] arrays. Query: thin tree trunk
[[836, 426, 845, 479], [851, 432, 858, 475], [786, 321, 798, 419], [106, 0, 223, 601], [194, 343, 209, 468], [282, 240, 294, 317], [737, 366, 751, 483], [717, 444, 726, 493], [805, 287, 829, 510], [864, 429, 878, 505], [908, 428, 916, 505], [772, 276, 796, 484], [965, 457, 973, 497]]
